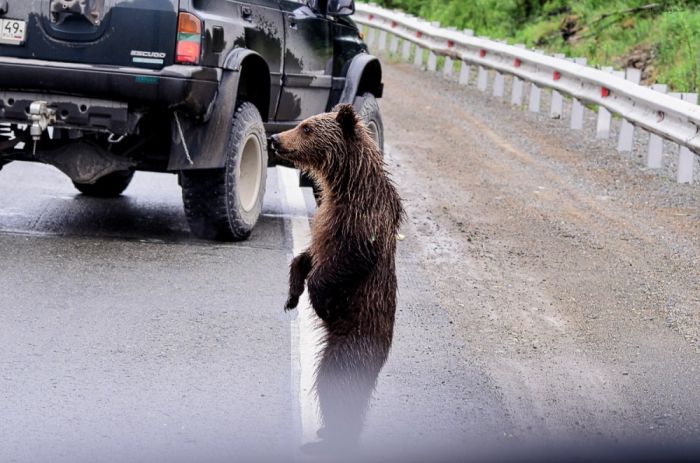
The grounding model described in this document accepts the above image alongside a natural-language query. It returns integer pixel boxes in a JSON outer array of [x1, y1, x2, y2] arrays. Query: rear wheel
[[73, 170, 134, 197], [356, 92, 384, 152], [181, 102, 268, 241]]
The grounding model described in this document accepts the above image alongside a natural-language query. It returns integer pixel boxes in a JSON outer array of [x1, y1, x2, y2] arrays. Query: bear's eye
[[302, 125, 311, 135]]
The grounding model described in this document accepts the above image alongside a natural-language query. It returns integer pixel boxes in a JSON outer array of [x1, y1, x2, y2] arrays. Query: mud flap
[[167, 71, 240, 171]]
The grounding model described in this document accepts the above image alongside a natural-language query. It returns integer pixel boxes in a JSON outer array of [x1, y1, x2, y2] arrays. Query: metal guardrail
[[354, 3, 700, 183]]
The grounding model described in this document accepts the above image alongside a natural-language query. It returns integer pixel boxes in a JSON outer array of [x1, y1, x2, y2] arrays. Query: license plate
[[0, 19, 27, 46]]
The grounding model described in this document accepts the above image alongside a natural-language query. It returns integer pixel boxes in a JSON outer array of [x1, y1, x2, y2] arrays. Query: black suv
[[0, 0, 383, 240]]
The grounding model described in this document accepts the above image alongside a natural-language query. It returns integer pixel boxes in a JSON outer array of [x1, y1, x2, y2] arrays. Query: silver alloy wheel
[[237, 133, 263, 212], [367, 120, 380, 147]]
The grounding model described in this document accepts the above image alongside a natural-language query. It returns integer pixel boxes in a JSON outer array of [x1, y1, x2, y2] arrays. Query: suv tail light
[[176, 12, 202, 65]]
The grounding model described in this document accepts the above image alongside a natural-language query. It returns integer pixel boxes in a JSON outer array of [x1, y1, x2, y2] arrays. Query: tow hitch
[[50, 0, 105, 26], [28, 101, 56, 154]]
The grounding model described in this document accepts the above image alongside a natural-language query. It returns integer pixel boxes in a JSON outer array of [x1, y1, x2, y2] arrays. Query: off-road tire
[[181, 102, 268, 241], [356, 92, 384, 152], [73, 170, 134, 197]]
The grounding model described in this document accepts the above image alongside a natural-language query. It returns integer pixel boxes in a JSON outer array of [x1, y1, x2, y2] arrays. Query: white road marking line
[[277, 166, 323, 450], [384, 143, 392, 158]]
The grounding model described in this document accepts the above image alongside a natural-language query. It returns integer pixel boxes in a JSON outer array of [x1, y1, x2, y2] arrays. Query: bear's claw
[[285, 295, 299, 311]]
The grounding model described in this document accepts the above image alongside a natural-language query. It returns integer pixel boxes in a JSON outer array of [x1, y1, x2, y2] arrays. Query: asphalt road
[[0, 161, 493, 463], [0, 163, 298, 462], [2, 59, 700, 463]]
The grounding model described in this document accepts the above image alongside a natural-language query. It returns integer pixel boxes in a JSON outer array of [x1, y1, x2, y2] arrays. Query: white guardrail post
[[549, 53, 565, 118], [389, 23, 399, 54], [366, 23, 376, 47], [493, 70, 505, 98], [596, 67, 615, 138], [413, 19, 425, 69], [646, 84, 668, 168], [377, 26, 387, 51], [477, 48, 489, 92], [459, 30, 474, 86], [356, 2, 700, 184], [401, 25, 412, 60], [570, 58, 587, 130], [617, 68, 642, 152], [427, 22, 439, 72], [528, 79, 541, 113], [510, 44, 526, 107], [678, 92, 698, 183], [492, 40, 507, 98], [443, 27, 457, 78]]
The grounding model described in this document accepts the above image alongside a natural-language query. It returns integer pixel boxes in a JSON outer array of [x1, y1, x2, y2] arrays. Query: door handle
[[287, 14, 297, 30], [241, 6, 252, 22]]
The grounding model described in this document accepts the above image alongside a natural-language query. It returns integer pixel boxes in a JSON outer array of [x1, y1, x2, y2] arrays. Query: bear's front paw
[[285, 295, 300, 311]]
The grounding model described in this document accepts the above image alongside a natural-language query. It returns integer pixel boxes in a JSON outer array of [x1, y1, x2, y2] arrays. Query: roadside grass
[[374, 1, 700, 91]]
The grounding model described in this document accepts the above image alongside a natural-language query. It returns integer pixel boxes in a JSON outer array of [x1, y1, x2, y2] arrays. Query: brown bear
[[270, 104, 404, 451]]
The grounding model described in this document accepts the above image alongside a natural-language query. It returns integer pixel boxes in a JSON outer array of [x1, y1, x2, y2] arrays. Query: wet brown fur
[[274, 105, 404, 447]]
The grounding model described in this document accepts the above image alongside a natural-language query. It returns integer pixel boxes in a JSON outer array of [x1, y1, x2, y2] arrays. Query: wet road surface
[[0, 162, 495, 462], [3, 58, 700, 462], [0, 163, 297, 462]]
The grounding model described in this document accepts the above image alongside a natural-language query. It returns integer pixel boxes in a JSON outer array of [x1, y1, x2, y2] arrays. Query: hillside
[[375, 0, 700, 92]]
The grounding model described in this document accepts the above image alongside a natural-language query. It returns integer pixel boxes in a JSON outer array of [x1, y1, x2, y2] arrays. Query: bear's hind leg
[[314, 333, 387, 450]]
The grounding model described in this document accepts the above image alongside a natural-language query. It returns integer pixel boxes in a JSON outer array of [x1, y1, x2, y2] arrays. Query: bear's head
[[270, 104, 369, 177]]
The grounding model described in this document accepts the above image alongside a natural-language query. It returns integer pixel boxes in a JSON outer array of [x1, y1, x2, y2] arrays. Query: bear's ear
[[335, 104, 358, 138]]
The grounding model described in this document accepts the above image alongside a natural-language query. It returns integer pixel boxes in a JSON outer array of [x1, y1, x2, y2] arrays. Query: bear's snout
[[269, 134, 281, 152], [270, 133, 292, 156], [270, 132, 298, 164]]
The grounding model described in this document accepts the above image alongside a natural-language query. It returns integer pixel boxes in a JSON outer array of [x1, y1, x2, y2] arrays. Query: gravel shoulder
[[380, 60, 700, 444]]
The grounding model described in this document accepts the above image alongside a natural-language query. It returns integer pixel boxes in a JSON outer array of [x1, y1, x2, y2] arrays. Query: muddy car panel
[[191, 0, 285, 120], [0, 0, 179, 69], [276, 1, 333, 121], [0, 0, 382, 173]]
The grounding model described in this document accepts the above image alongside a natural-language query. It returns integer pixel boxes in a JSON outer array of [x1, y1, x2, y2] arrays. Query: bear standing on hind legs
[[271, 104, 404, 452]]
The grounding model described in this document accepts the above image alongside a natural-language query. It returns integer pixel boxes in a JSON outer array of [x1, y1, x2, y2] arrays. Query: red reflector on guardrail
[[391, 21, 397, 28], [479, 50, 486, 58], [514, 59, 521, 68], [368, 14, 374, 20], [553, 71, 561, 81], [601, 87, 611, 98], [447, 40, 454, 48], [416, 31, 423, 38]]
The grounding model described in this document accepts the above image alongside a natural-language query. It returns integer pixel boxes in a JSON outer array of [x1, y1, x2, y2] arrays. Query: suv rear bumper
[[0, 57, 220, 116]]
